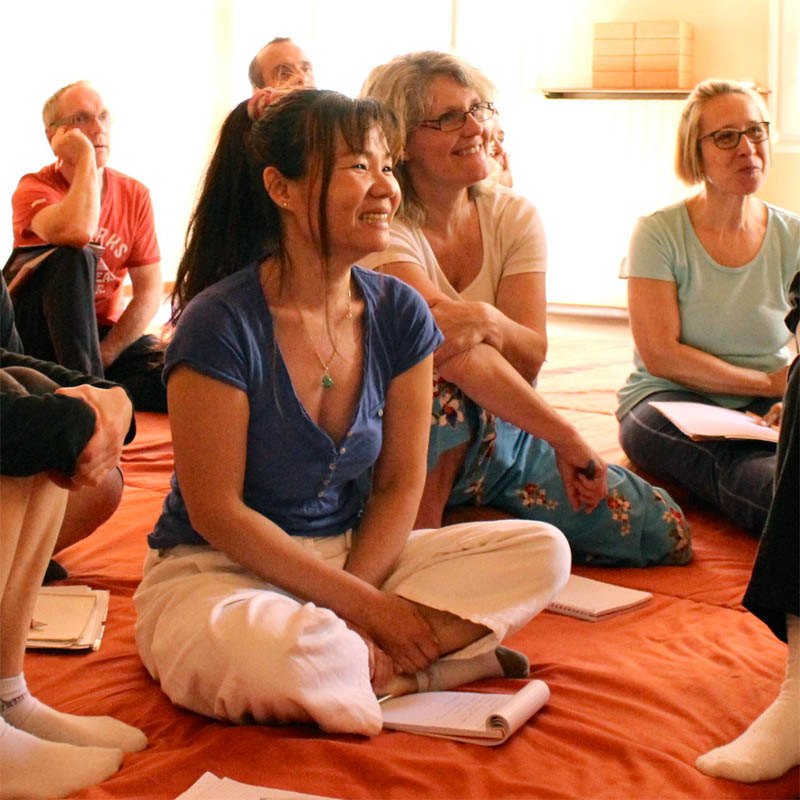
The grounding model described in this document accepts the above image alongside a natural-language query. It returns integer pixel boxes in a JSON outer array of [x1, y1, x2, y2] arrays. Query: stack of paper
[[27, 585, 110, 651], [649, 401, 779, 443], [175, 772, 341, 799]]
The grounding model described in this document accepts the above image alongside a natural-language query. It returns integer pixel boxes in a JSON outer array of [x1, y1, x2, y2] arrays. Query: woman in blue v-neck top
[[134, 89, 570, 735]]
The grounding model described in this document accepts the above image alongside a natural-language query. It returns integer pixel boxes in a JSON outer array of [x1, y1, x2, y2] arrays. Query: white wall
[[0, 1, 234, 281], [1, 0, 797, 308]]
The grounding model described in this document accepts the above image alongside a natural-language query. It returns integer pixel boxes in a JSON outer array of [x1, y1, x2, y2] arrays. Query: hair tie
[[247, 87, 288, 121]]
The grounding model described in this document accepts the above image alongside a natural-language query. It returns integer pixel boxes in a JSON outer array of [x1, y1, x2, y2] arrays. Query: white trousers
[[134, 519, 570, 736]]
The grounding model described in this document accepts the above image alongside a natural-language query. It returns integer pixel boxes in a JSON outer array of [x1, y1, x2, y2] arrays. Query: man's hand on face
[[50, 126, 96, 168], [247, 87, 292, 120]]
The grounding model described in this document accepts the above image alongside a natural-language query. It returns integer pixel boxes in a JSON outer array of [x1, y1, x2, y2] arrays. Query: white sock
[[0, 674, 147, 753], [696, 614, 800, 783], [415, 646, 530, 692], [0, 716, 122, 800]]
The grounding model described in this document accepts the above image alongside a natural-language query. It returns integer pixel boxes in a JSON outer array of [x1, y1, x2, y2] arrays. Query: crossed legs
[[135, 520, 569, 735], [376, 601, 530, 698], [619, 391, 775, 535]]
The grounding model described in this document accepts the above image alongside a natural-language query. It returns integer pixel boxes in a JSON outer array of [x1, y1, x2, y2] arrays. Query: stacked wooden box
[[592, 22, 635, 89], [593, 21, 693, 90], [634, 21, 693, 89]]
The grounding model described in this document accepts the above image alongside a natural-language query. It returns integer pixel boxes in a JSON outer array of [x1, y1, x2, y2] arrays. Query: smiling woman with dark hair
[[133, 89, 571, 735]]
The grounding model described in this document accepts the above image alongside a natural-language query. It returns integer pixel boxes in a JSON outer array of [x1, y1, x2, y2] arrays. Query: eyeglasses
[[700, 121, 769, 150], [48, 111, 112, 129], [418, 102, 496, 132], [272, 62, 314, 83]]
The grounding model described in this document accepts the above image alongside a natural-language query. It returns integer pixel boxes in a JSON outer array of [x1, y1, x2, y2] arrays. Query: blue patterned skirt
[[430, 376, 691, 567]]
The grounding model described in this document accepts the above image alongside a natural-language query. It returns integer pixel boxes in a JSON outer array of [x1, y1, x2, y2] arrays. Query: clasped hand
[[53, 385, 132, 489], [430, 298, 494, 365], [554, 434, 608, 513], [247, 87, 292, 121], [358, 593, 440, 680]]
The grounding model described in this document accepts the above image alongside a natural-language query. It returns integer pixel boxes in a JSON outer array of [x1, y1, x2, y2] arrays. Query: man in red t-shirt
[[4, 81, 166, 412]]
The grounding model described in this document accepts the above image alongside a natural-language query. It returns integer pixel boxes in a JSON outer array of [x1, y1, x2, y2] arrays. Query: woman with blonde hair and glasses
[[617, 79, 799, 535], [360, 51, 691, 568]]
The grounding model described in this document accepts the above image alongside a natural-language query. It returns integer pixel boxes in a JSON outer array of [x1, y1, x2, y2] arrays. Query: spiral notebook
[[547, 575, 652, 621], [380, 679, 550, 745]]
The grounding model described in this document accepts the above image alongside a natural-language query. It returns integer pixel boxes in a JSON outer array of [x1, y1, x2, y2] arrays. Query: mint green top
[[616, 201, 800, 420]]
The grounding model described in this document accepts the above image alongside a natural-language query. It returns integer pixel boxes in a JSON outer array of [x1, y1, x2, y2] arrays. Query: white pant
[[134, 519, 569, 735]]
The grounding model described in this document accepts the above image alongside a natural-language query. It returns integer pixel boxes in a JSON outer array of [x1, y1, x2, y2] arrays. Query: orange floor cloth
[[24, 317, 799, 798]]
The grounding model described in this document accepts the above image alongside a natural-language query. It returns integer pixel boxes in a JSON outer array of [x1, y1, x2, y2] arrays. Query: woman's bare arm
[[492, 271, 548, 380], [376, 262, 607, 510], [628, 277, 788, 397], [437, 342, 607, 511], [383, 262, 546, 382], [344, 356, 433, 587], [167, 365, 439, 674]]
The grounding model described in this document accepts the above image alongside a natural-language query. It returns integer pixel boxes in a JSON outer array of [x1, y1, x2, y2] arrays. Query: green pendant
[[321, 373, 334, 389]]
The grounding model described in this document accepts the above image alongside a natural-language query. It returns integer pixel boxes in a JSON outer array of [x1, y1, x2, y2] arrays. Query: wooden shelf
[[542, 88, 690, 100], [542, 87, 770, 100]]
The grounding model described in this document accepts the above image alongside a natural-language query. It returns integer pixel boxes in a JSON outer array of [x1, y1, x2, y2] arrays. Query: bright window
[[770, 0, 800, 148]]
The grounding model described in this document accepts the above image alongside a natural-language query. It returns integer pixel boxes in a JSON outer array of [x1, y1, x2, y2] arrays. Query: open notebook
[[380, 679, 550, 745], [649, 401, 779, 443], [547, 574, 652, 621]]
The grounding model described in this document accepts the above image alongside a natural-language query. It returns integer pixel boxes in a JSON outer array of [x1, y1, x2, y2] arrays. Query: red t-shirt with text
[[12, 164, 160, 326]]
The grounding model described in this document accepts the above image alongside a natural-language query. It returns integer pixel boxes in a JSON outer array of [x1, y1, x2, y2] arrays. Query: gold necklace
[[294, 285, 353, 389]]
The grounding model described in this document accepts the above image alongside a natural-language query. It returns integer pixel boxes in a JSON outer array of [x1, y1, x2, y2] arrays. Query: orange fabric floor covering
[[26, 410, 799, 800]]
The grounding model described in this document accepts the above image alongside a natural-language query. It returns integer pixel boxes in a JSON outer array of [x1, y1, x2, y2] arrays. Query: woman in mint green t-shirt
[[618, 79, 799, 534]]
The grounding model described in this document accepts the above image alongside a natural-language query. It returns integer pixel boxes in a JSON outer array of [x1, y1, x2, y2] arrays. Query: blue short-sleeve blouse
[[148, 264, 441, 548]]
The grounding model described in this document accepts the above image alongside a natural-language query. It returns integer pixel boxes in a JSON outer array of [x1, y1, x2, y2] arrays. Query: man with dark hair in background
[[248, 37, 315, 92]]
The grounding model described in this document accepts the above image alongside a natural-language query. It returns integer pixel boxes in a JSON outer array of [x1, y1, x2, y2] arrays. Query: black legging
[[742, 355, 799, 642]]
